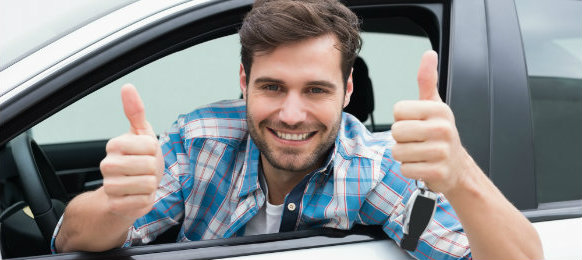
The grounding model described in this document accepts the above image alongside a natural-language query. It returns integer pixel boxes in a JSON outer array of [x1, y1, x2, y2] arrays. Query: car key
[[401, 180, 438, 251]]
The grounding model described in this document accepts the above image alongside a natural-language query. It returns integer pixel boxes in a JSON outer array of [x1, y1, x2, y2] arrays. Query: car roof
[[0, 0, 212, 102], [0, 0, 137, 70]]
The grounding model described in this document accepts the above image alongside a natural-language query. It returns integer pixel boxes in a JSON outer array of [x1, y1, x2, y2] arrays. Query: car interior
[[0, 3, 449, 259]]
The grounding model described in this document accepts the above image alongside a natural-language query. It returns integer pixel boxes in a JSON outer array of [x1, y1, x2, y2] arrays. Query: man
[[53, 0, 543, 259]]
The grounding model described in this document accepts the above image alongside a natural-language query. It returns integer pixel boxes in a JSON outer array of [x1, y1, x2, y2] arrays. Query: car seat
[[344, 56, 376, 131]]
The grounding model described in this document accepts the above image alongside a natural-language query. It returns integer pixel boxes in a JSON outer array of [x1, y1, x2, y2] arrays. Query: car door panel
[[41, 140, 106, 197]]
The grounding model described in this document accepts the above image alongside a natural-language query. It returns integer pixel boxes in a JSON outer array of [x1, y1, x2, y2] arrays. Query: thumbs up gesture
[[392, 51, 470, 194], [99, 84, 164, 221]]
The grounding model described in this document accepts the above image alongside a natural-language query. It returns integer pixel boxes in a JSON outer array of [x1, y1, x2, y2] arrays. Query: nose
[[278, 92, 307, 126]]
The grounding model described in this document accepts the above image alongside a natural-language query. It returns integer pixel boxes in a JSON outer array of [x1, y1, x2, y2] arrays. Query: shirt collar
[[237, 137, 261, 198]]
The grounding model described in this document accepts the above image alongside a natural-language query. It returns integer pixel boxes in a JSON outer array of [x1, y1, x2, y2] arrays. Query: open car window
[[31, 26, 432, 145], [0, 1, 445, 259], [31, 34, 242, 144]]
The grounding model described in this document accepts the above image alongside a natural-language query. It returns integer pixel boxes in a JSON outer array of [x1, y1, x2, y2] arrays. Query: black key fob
[[401, 181, 438, 251]]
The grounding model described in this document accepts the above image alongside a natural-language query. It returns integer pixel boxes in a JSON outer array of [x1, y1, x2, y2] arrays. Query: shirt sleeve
[[124, 121, 188, 247], [48, 121, 187, 253], [360, 149, 472, 260], [50, 215, 65, 254]]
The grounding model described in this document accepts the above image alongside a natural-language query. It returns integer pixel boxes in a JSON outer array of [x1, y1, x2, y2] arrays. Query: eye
[[263, 84, 280, 91], [309, 87, 326, 94]]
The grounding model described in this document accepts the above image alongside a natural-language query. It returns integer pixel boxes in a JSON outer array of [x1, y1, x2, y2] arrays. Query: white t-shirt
[[244, 172, 284, 236]]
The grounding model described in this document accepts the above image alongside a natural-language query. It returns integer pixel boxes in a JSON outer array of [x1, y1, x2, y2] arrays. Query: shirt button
[[287, 203, 296, 211]]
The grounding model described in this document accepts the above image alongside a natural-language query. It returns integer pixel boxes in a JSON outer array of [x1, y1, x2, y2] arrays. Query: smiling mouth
[[268, 128, 317, 141]]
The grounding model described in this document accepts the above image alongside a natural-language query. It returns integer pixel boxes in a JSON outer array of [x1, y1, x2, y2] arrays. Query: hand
[[391, 51, 470, 194], [99, 84, 164, 221]]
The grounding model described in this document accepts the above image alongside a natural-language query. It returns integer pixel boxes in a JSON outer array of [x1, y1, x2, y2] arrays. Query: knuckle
[[430, 143, 449, 160], [393, 101, 403, 113], [100, 158, 116, 175], [102, 178, 120, 195], [391, 121, 400, 131], [144, 136, 159, 154], [432, 120, 453, 139], [108, 199, 123, 213], [391, 123, 402, 140], [440, 143, 451, 159], [102, 179, 113, 193], [143, 156, 158, 174], [399, 163, 411, 177], [391, 144, 402, 161], [431, 164, 447, 180], [106, 137, 123, 153], [393, 101, 408, 119], [145, 176, 159, 193]]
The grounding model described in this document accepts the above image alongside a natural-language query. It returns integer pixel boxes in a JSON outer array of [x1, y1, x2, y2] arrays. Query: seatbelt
[[401, 180, 438, 251]]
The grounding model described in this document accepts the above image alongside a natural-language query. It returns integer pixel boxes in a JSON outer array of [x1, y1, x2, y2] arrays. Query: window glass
[[32, 34, 241, 144], [515, 0, 582, 203]]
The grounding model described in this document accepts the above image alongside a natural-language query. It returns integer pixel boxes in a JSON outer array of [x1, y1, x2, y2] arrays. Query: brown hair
[[239, 0, 362, 88]]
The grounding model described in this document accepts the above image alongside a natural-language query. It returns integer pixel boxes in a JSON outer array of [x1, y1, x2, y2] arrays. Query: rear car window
[[515, 0, 582, 203]]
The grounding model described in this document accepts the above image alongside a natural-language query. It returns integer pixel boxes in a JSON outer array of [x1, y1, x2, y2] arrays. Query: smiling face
[[240, 34, 353, 174]]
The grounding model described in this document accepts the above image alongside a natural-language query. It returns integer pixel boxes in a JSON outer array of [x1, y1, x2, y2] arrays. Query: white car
[[0, 0, 580, 259]]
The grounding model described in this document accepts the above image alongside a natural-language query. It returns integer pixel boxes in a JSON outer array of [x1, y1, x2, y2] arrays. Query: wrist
[[443, 149, 484, 200]]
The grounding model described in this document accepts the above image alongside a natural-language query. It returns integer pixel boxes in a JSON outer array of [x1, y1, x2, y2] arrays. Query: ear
[[239, 64, 247, 100], [343, 68, 354, 108]]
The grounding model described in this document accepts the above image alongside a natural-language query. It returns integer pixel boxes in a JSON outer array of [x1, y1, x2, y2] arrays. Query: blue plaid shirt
[[53, 99, 471, 259]]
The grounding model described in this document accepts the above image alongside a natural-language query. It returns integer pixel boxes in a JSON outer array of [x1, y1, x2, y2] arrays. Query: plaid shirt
[[53, 99, 471, 259]]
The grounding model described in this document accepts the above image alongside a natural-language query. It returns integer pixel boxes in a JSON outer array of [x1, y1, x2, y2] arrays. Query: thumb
[[417, 50, 441, 102], [121, 84, 155, 136]]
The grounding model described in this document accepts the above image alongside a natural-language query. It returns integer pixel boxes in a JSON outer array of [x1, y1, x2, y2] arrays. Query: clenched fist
[[99, 84, 164, 221], [391, 51, 471, 194]]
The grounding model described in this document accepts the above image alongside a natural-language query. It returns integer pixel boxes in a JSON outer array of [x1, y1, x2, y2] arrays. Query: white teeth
[[275, 131, 310, 141]]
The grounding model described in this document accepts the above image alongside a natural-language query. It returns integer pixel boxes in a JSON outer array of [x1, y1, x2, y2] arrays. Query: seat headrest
[[344, 56, 374, 122]]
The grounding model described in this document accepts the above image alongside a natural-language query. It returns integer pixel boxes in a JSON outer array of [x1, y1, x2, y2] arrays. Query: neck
[[260, 155, 322, 205]]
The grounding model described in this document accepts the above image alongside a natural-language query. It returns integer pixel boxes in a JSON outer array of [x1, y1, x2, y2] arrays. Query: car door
[[447, 0, 582, 258], [0, 0, 443, 259]]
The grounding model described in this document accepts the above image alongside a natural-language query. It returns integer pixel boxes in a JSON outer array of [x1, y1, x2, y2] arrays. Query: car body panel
[[0, 0, 198, 96], [219, 240, 414, 260], [533, 217, 582, 260]]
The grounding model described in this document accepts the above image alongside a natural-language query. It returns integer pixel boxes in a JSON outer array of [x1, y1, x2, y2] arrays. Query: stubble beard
[[247, 110, 341, 173]]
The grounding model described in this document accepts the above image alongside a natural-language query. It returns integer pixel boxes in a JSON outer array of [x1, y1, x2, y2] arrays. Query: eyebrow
[[254, 77, 284, 85], [306, 80, 337, 90], [253, 77, 338, 90]]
